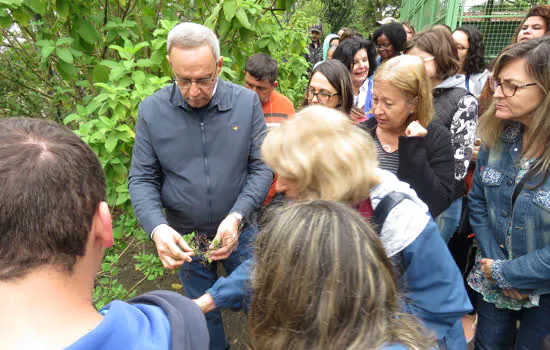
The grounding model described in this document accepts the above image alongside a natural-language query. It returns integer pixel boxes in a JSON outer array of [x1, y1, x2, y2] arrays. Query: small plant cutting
[[182, 231, 222, 264]]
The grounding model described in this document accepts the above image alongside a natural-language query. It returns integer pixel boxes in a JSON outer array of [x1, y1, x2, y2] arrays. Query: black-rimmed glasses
[[305, 89, 339, 103]]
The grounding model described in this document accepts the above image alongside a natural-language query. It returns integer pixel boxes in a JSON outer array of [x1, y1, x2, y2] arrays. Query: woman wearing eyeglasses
[[406, 29, 480, 244], [467, 37, 550, 350], [373, 23, 407, 65], [302, 60, 354, 116]]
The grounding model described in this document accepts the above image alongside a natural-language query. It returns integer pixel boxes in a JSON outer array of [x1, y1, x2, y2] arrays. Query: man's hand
[[209, 215, 240, 261], [152, 225, 194, 270], [194, 293, 216, 314], [405, 121, 428, 137]]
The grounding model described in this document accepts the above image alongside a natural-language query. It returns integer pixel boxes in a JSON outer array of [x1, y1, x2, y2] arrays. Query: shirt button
[[507, 179, 513, 186], [502, 210, 508, 217], [514, 148, 518, 152]]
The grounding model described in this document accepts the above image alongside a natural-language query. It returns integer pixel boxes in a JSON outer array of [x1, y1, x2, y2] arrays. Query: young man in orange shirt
[[243, 53, 295, 128]]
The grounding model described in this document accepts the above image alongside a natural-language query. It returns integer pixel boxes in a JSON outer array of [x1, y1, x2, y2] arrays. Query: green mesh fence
[[401, 0, 457, 31], [401, 0, 550, 60], [458, 0, 549, 59]]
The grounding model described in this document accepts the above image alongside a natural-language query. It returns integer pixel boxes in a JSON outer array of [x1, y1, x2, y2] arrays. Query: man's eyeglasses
[[305, 89, 339, 103], [492, 78, 537, 97], [173, 65, 217, 89]]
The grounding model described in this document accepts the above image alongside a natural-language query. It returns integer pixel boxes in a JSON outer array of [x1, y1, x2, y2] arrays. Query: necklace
[[376, 128, 398, 153]]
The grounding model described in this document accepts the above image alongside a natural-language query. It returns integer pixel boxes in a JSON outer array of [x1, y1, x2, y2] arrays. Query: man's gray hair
[[167, 22, 220, 60]]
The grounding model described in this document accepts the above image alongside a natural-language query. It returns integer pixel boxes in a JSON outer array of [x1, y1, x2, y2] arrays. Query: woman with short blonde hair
[[262, 106, 379, 204], [360, 55, 455, 218]]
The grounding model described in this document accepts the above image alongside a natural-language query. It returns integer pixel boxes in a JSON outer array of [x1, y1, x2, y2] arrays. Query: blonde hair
[[479, 37, 550, 176], [374, 55, 434, 128], [261, 106, 380, 204], [249, 201, 435, 350]]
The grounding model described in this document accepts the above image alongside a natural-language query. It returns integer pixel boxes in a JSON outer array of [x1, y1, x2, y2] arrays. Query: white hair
[[166, 22, 220, 60]]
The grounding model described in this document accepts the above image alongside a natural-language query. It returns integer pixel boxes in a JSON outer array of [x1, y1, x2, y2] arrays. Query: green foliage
[[0, 0, 313, 309]]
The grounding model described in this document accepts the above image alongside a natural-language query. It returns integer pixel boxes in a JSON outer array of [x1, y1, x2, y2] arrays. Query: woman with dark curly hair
[[514, 4, 550, 43], [373, 23, 407, 64], [332, 37, 377, 117], [453, 25, 490, 98]]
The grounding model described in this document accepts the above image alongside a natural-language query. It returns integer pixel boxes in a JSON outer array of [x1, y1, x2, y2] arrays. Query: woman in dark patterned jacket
[[406, 29, 479, 243]]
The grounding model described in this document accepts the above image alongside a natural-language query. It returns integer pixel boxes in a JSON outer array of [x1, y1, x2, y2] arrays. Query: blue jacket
[[209, 171, 471, 348], [67, 291, 209, 350], [129, 79, 273, 236], [468, 122, 550, 296]]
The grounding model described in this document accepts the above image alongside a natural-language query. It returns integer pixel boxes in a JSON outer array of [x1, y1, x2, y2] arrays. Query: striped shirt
[[375, 135, 400, 175]]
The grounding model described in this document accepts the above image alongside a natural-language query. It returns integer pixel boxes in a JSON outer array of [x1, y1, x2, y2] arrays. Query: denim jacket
[[468, 122, 550, 296]]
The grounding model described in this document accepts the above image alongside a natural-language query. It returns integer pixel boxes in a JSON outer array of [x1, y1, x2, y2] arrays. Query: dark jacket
[[432, 76, 479, 199], [68, 291, 209, 350], [360, 118, 455, 217], [307, 41, 323, 66], [129, 79, 273, 236]]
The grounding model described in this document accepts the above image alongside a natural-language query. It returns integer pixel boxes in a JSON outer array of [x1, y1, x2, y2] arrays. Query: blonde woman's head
[[249, 200, 434, 350], [373, 55, 434, 130], [261, 106, 379, 204]]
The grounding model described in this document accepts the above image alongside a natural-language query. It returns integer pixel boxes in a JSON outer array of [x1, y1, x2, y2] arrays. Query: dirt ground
[[116, 239, 250, 349]]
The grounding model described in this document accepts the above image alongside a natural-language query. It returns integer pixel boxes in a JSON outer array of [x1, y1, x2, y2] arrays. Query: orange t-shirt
[[262, 90, 295, 128], [262, 91, 295, 205]]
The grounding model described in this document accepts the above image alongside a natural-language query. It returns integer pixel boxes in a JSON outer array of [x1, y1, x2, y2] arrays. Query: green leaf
[[56, 37, 73, 46], [0, 14, 12, 28], [150, 51, 165, 65], [217, 15, 231, 39], [136, 59, 152, 67], [41, 45, 55, 61], [55, 0, 68, 18], [235, 8, 251, 29], [223, 0, 236, 21], [27, 0, 46, 15], [99, 60, 119, 69], [92, 65, 109, 83], [56, 47, 73, 64], [109, 67, 126, 81], [115, 192, 129, 206], [56, 60, 76, 80], [77, 18, 101, 45], [132, 42, 149, 55], [63, 113, 81, 124], [257, 38, 269, 49], [204, 3, 222, 30]]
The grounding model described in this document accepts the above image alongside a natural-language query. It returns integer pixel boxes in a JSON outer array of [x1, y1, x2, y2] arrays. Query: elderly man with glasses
[[128, 22, 272, 350]]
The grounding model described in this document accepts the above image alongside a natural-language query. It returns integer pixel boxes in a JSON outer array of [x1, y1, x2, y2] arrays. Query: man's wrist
[[151, 224, 169, 241], [228, 212, 243, 223]]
